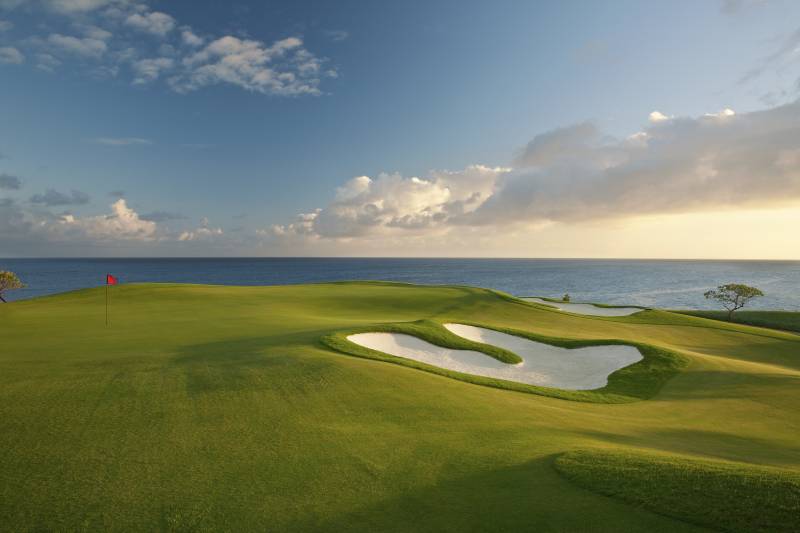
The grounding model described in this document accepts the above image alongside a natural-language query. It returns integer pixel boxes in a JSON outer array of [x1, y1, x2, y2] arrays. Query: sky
[[1, 0, 800, 258]]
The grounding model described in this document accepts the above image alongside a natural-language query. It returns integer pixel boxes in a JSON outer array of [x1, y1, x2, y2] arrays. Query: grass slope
[[554, 449, 800, 532], [674, 310, 800, 334], [1, 281, 799, 532]]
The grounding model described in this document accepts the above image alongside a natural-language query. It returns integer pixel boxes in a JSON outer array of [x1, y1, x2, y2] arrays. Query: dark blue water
[[2, 258, 799, 310]]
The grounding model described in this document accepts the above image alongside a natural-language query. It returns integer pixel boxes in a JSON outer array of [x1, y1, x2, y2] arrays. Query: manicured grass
[[554, 449, 800, 532], [674, 309, 800, 334], [1, 281, 799, 531]]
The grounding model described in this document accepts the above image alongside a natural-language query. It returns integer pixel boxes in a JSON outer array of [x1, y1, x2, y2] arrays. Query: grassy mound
[[554, 449, 800, 532], [674, 310, 800, 334], [1, 281, 799, 531], [323, 321, 687, 403]]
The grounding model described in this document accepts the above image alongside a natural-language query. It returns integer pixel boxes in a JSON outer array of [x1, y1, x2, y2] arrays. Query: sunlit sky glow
[[1, 0, 800, 258]]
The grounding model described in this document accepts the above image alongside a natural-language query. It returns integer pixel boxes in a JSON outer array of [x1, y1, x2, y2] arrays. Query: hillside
[[1, 282, 798, 532]]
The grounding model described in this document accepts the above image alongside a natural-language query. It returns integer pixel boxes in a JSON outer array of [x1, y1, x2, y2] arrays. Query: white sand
[[521, 297, 643, 316], [346, 324, 642, 390]]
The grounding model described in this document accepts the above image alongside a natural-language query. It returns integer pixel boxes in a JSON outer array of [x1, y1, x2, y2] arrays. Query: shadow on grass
[[168, 330, 334, 395], [309, 456, 692, 533]]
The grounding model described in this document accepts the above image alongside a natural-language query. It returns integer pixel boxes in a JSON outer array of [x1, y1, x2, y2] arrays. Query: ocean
[[2, 258, 799, 310]]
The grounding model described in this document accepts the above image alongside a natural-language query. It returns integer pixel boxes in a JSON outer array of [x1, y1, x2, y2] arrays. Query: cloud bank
[[269, 100, 800, 243]]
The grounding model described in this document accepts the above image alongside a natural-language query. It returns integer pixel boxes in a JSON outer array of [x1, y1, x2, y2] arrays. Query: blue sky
[[2, 0, 800, 257]]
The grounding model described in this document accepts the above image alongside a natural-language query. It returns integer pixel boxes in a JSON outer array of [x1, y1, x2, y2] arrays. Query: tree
[[0, 271, 25, 303], [704, 283, 763, 320], [562, 293, 571, 302]]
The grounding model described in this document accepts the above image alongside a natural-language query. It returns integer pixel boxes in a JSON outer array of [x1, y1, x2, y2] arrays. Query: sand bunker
[[347, 324, 642, 390], [522, 297, 643, 316]]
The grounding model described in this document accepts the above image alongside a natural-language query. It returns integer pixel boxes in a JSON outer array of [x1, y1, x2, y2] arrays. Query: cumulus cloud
[[270, 101, 800, 244], [271, 165, 509, 239], [648, 111, 671, 123], [0, 2, 334, 96], [47, 33, 107, 57], [178, 217, 222, 241], [131, 56, 173, 83], [124, 11, 175, 36], [180, 28, 203, 47], [0, 45, 24, 63], [468, 102, 800, 225], [0, 172, 21, 189], [93, 136, 151, 146], [58, 198, 156, 240], [169, 35, 330, 95], [30, 188, 90, 206]]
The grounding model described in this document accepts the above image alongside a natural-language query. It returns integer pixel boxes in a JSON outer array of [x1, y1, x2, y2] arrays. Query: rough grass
[[1, 281, 799, 532], [674, 309, 800, 334], [322, 320, 687, 403], [554, 449, 800, 532]]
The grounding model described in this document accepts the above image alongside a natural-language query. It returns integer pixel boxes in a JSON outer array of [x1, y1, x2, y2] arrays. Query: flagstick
[[105, 280, 109, 327]]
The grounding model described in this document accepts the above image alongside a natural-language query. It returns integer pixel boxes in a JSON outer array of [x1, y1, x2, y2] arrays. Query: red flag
[[106, 274, 118, 285]]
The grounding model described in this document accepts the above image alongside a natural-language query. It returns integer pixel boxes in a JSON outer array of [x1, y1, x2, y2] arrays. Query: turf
[[673, 309, 800, 334], [554, 449, 800, 532], [1, 281, 799, 532]]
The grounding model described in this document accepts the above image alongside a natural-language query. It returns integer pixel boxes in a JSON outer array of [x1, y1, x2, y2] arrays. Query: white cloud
[[180, 28, 203, 47], [271, 165, 509, 239], [124, 11, 175, 37], [178, 217, 223, 241], [47, 33, 107, 57], [0, 2, 334, 96], [131, 56, 173, 84], [92, 137, 152, 146], [81, 24, 112, 41], [0, 45, 23, 63], [704, 108, 736, 119], [171, 35, 329, 95], [648, 110, 671, 123], [59, 198, 156, 240], [0, 19, 13, 31]]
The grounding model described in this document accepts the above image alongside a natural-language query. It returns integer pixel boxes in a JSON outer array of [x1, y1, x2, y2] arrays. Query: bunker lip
[[522, 297, 643, 316], [346, 323, 642, 391]]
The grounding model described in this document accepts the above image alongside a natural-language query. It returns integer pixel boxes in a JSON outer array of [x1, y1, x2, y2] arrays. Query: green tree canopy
[[0, 271, 25, 303], [704, 283, 764, 320]]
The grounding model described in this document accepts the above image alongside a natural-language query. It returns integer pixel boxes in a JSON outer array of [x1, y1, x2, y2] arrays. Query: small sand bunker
[[522, 297, 643, 316], [347, 324, 642, 390]]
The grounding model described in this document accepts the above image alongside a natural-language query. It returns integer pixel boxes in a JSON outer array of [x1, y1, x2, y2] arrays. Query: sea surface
[[2, 258, 799, 310]]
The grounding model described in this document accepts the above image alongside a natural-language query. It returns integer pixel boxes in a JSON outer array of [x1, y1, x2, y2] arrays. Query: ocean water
[[1, 258, 799, 310]]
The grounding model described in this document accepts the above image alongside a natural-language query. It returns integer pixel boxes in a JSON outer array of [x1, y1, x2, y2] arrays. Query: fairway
[[2, 282, 799, 532]]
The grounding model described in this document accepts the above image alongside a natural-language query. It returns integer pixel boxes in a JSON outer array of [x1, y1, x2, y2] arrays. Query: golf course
[[1, 281, 798, 532]]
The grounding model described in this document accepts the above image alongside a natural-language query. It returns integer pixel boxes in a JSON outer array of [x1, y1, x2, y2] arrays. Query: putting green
[[1, 282, 798, 532]]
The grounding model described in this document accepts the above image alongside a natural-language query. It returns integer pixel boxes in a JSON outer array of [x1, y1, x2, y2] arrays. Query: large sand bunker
[[347, 324, 642, 390], [522, 297, 643, 316]]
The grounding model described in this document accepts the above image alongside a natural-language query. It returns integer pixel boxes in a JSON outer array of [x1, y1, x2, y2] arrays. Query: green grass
[[673, 309, 800, 334], [554, 449, 800, 532], [1, 281, 799, 532]]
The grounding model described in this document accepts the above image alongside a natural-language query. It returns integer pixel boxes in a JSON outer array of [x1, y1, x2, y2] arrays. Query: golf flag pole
[[105, 274, 118, 326]]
